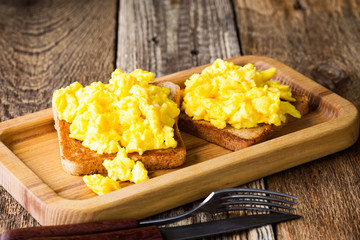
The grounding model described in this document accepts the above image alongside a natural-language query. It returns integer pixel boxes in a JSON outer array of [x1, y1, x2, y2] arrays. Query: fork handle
[[0, 219, 141, 240]]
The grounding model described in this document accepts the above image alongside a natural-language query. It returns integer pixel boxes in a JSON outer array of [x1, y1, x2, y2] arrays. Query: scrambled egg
[[83, 174, 121, 196], [52, 69, 180, 155], [83, 149, 149, 195], [103, 149, 149, 184], [83, 148, 149, 195], [182, 59, 301, 129]]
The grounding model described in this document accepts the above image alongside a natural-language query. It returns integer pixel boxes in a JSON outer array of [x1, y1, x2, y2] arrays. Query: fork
[[139, 188, 298, 226]]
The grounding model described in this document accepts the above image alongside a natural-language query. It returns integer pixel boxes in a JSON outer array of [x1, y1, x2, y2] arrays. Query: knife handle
[[0, 219, 141, 240], [27, 226, 163, 240]]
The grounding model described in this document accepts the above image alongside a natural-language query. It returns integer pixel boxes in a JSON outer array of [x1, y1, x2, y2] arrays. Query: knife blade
[[160, 213, 300, 240], [0, 213, 300, 240]]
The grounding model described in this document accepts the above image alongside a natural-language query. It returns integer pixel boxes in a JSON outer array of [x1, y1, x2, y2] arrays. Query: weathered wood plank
[[117, 1, 275, 239], [117, 0, 241, 75], [0, 0, 117, 234], [233, 0, 360, 239]]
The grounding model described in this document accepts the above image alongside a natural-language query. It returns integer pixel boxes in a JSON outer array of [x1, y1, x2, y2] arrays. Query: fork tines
[[218, 188, 298, 214]]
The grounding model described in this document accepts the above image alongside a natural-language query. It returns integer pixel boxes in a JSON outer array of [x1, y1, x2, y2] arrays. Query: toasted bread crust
[[179, 92, 309, 151], [53, 81, 186, 175]]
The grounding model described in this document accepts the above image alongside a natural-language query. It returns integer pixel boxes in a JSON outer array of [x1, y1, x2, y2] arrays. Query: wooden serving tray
[[0, 56, 358, 225]]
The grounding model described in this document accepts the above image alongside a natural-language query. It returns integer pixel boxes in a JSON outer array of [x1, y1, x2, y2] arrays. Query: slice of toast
[[53, 81, 186, 176], [178, 91, 309, 151]]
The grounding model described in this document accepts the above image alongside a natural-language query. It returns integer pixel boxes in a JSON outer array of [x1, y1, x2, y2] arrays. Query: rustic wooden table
[[0, 0, 359, 239]]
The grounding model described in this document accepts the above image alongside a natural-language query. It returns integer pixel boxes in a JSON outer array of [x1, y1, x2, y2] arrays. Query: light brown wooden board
[[0, 55, 358, 225]]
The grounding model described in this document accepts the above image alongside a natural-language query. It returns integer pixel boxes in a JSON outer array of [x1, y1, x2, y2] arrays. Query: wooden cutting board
[[0, 55, 358, 225]]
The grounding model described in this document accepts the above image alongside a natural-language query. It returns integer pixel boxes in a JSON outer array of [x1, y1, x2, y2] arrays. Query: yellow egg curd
[[83, 149, 149, 195], [182, 59, 301, 129], [103, 149, 149, 184], [52, 69, 180, 155], [83, 174, 121, 196]]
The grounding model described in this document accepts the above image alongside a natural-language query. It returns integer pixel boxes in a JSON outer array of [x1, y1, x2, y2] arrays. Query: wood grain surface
[[0, 0, 359, 239]]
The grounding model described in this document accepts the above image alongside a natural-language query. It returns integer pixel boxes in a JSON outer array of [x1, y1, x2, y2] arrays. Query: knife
[[0, 213, 300, 240], [161, 213, 300, 239]]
